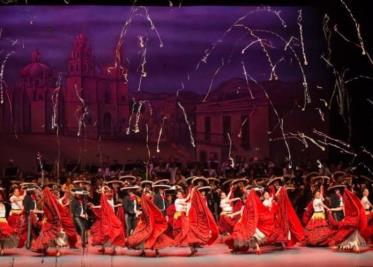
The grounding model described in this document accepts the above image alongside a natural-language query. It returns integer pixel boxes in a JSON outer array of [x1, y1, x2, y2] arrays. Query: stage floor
[[0, 244, 372, 267]]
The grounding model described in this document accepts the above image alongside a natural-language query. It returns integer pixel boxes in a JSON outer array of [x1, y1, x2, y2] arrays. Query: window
[[104, 88, 111, 104], [204, 116, 211, 142], [241, 114, 250, 149], [222, 115, 231, 142]]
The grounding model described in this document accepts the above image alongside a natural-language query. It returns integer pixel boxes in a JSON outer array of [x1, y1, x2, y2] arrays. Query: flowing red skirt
[[175, 190, 219, 247], [218, 214, 238, 234], [90, 195, 125, 247], [31, 219, 62, 251], [57, 205, 78, 247], [127, 195, 175, 250], [0, 220, 15, 239]]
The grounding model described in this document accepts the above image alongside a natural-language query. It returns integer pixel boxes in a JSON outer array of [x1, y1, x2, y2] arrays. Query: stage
[[1, 244, 372, 267]]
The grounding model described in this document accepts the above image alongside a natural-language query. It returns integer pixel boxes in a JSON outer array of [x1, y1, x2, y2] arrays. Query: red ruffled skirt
[[218, 214, 238, 234], [31, 218, 63, 252], [304, 212, 335, 246], [0, 219, 18, 249]]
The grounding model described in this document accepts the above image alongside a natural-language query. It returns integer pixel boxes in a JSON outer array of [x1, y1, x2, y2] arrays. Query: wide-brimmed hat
[[327, 184, 346, 192], [197, 185, 212, 192], [71, 188, 89, 195], [231, 178, 249, 186], [192, 176, 209, 187], [120, 185, 141, 191]]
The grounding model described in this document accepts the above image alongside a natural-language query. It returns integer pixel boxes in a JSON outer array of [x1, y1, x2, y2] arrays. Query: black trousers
[[125, 213, 137, 237], [73, 216, 87, 246], [25, 214, 32, 249]]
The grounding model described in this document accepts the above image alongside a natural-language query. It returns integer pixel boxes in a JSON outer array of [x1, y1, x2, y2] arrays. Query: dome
[[21, 50, 50, 78]]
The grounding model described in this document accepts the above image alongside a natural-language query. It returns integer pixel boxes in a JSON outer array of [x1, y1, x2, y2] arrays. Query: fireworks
[[0, 51, 15, 104], [177, 101, 195, 147], [226, 132, 235, 168], [202, 58, 224, 102], [156, 117, 167, 153], [297, 9, 308, 66]]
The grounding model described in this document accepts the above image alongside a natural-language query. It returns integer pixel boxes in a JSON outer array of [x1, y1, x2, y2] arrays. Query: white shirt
[[10, 195, 24, 210], [175, 199, 187, 212], [313, 198, 324, 212], [108, 198, 115, 210], [220, 199, 233, 213], [0, 203, 6, 218], [361, 196, 371, 210], [263, 197, 273, 209]]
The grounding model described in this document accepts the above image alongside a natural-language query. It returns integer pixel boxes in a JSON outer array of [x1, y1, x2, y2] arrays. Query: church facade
[[0, 33, 129, 139]]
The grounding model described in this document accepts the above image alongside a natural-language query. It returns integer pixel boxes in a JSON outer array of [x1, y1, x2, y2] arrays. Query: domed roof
[[21, 50, 50, 78]]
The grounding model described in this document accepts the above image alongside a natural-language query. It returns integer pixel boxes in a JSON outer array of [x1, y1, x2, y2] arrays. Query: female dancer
[[329, 188, 368, 252], [174, 187, 218, 256], [304, 185, 336, 246], [57, 191, 78, 248], [0, 188, 18, 255], [89, 186, 125, 255], [127, 190, 175, 257], [225, 186, 304, 254], [218, 186, 241, 235], [31, 187, 66, 256], [8, 187, 25, 229]]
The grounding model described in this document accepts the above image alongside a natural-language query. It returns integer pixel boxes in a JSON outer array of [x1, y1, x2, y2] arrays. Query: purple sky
[[0, 6, 326, 93]]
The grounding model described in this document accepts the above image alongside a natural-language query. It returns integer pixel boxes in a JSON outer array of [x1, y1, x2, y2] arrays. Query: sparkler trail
[[126, 98, 137, 135], [237, 117, 248, 138], [344, 75, 373, 84], [145, 123, 151, 161], [156, 117, 167, 153], [316, 108, 325, 122], [195, 6, 287, 70], [74, 84, 88, 137], [133, 101, 144, 133], [0, 51, 15, 104], [202, 58, 224, 102], [284, 36, 298, 51], [226, 132, 234, 168], [280, 119, 292, 169], [313, 129, 350, 148], [177, 101, 195, 147], [361, 146, 373, 160], [339, 0, 373, 64], [51, 73, 62, 181], [236, 24, 278, 81], [241, 61, 255, 99], [137, 37, 148, 92], [297, 9, 308, 66], [322, 14, 333, 62], [254, 29, 311, 110]]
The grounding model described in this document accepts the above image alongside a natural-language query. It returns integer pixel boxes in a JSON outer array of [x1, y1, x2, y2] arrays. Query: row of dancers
[[0, 175, 373, 256]]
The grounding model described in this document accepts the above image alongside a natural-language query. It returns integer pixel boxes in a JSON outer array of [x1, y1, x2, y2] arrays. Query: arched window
[[103, 112, 111, 134]]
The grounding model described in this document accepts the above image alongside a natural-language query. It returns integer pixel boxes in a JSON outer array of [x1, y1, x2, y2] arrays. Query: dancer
[[70, 188, 89, 248], [304, 185, 336, 246], [127, 189, 175, 257], [218, 186, 241, 235], [89, 186, 125, 255], [0, 187, 19, 255], [329, 188, 368, 252], [57, 191, 78, 249], [31, 187, 66, 256], [174, 184, 219, 256]]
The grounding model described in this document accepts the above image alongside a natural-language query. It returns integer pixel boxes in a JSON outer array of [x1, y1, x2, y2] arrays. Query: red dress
[[304, 200, 336, 246], [127, 195, 175, 250], [90, 194, 125, 247], [31, 188, 63, 252], [0, 203, 18, 249], [57, 197, 78, 248], [174, 189, 219, 247], [165, 203, 175, 237], [224, 189, 275, 251], [328, 189, 368, 251], [270, 187, 305, 246]]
